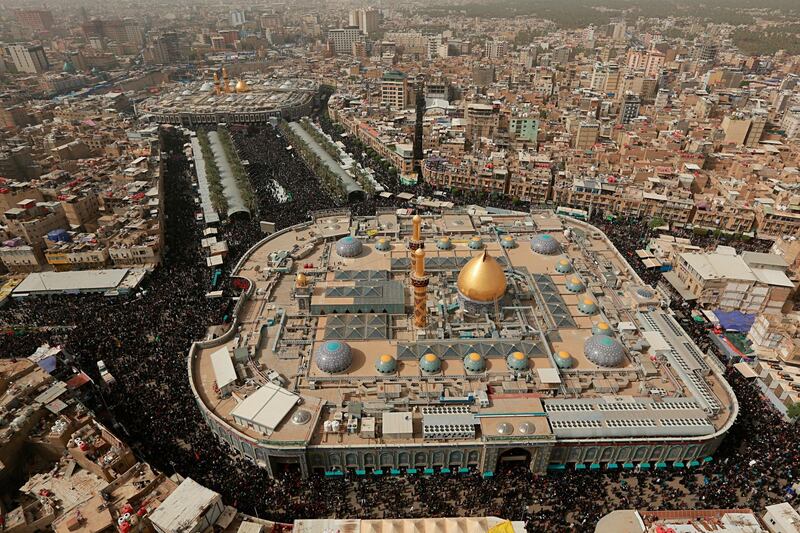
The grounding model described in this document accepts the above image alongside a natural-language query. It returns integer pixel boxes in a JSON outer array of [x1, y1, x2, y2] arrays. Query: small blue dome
[[375, 354, 397, 374], [468, 236, 483, 250], [500, 235, 517, 249], [315, 341, 353, 373], [464, 352, 486, 373], [506, 351, 528, 371], [584, 335, 626, 367], [530, 234, 561, 255], [566, 276, 585, 293], [634, 287, 656, 300], [336, 236, 363, 258], [592, 322, 613, 336], [375, 237, 391, 251], [420, 353, 441, 374], [436, 236, 452, 250], [555, 350, 573, 369], [578, 297, 598, 315], [555, 258, 573, 274]]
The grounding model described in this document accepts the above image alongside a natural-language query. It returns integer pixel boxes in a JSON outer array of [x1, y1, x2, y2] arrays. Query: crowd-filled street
[[0, 126, 797, 533]]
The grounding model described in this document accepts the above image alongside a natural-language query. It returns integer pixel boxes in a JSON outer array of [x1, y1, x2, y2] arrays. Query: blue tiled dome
[[555, 258, 573, 274], [468, 236, 484, 250], [584, 335, 626, 367], [335, 236, 363, 258], [566, 276, 585, 293], [578, 297, 598, 315], [419, 353, 441, 374], [506, 351, 528, 371], [375, 237, 391, 251], [375, 354, 397, 374], [464, 352, 486, 373], [436, 236, 452, 250], [315, 341, 353, 373], [530, 234, 561, 255]]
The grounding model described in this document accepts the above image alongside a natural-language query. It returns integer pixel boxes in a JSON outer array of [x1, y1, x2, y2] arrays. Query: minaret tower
[[411, 247, 430, 329]]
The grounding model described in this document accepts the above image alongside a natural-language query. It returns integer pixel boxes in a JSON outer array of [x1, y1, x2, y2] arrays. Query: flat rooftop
[[190, 210, 737, 450]]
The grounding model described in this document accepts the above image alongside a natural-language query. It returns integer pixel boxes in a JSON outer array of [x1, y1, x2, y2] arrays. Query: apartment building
[[674, 247, 793, 313]]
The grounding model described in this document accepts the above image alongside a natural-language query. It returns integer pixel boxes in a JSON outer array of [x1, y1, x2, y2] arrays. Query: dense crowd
[[0, 126, 797, 533]]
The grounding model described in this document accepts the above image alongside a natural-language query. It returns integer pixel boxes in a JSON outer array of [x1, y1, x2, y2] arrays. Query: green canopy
[[639, 462, 651, 470], [607, 463, 619, 470], [703, 456, 713, 463], [373, 469, 384, 475], [674, 462, 685, 468], [655, 462, 668, 469], [689, 460, 700, 467], [548, 464, 566, 471], [622, 462, 635, 469], [482, 471, 494, 478], [406, 468, 418, 474], [458, 467, 470, 473], [589, 463, 601, 470], [390, 469, 401, 475], [440, 467, 451, 474], [324, 471, 343, 477], [423, 468, 434, 475], [355, 469, 366, 475], [575, 463, 587, 470]]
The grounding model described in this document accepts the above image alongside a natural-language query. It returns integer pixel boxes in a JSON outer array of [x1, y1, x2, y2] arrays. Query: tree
[[788, 402, 800, 420], [649, 217, 666, 229]]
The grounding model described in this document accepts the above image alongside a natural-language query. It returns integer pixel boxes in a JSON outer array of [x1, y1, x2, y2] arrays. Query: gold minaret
[[409, 214, 424, 251], [411, 247, 429, 329], [213, 72, 221, 94]]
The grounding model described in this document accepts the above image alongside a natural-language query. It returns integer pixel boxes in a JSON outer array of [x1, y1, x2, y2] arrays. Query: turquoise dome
[[500, 235, 517, 249], [566, 276, 585, 293], [375, 354, 397, 374], [506, 351, 528, 371], [468, 236, 483, 250], [555, 258, 573, 274], [464, 352, 486, 373], [578, 297, 598, 315], [419, 353, 441, 374], [555, 350, 573, 369], [436, 236, 452, 250], [375, 237, 391, 251], [592, 322, 613, 336]]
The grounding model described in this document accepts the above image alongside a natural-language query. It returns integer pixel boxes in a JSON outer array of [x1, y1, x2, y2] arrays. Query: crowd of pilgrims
[[0, 126, 797, 533]]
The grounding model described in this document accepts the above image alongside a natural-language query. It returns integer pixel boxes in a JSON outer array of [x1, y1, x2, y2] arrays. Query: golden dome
[[424, 353, 437, 362], [296, 272, 308, 287], [468, 352, 481, 361], [559, 259, 569, 265], [380, 354, 393, 363], [512, 351, 525, 360], [457, 250, 507, 302], [597, 322, 610, 330], [235, 79, 249, 93], [583, 297, 594, 305], [558, 350, 571, 359]]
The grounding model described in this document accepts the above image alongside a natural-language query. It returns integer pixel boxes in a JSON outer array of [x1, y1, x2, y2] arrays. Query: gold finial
[[412, 214, 422, 241], [414, 247, 425, 277]]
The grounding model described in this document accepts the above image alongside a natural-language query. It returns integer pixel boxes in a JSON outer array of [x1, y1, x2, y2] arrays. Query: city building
[[380, 71, 408, 110], [189, 210, 737, 478], [6, 44, 50, 74], [672, 247, 794, 314], [327, 27, 362, 55], [15, 9, 55, 33]]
